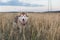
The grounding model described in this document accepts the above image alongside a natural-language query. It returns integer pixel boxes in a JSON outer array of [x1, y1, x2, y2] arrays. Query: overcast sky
[[0, 0, 60, 12]]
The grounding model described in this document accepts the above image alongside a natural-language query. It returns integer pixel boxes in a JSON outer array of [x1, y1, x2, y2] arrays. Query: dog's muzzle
[[22, 19, 25, 22], [18, 16, 28, 25], [22, 19, 26, 25]]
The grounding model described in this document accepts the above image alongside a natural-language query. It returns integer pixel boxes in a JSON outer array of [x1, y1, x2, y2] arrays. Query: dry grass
[[0, 12, 60, 40]]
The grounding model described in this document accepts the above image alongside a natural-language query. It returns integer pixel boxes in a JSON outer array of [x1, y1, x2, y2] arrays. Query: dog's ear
[[14, 16, 19, 23], [26, 15, 28, 17], [18, 14, 21, 17], [25, 13, 28, 17]]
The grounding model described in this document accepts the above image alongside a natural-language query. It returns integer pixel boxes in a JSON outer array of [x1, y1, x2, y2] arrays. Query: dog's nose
[[22, 19, 26, 25], [22, 19, 25, 21]]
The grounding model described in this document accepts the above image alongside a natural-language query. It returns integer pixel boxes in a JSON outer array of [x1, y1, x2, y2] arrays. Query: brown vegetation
[[0, 12, 60, 40]]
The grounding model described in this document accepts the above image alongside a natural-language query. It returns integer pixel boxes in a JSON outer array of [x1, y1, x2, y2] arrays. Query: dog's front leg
[[17, 19, 22, 33]]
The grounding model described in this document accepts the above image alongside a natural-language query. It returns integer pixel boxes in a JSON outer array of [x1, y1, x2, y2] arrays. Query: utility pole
[[50, 0, 52, 11], [48, 0, 52, 12], [48, 0, 49, 12]]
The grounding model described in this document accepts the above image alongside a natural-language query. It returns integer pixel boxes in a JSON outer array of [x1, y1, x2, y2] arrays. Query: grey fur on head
[[14, 13, 29, 25]]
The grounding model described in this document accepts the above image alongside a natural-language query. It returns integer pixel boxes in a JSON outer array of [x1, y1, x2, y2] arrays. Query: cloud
[[0, 6, 48, 12], [0, 6, 60, 12], [18, 0, 48, 5], [0, 0, 60, 12], [0, 0, 11, 3]]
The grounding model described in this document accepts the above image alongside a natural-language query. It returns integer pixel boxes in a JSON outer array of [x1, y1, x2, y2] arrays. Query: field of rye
[[0, 12, 60, 40]]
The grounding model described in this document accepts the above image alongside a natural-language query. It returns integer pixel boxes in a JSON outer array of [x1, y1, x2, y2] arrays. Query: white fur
[[17, 14, 29, 34], [13, 14, 29, 36], [18, 15, 29, 25]]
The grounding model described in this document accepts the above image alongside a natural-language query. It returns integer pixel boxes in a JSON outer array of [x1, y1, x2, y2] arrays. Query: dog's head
[[18, 13, 29, 25]]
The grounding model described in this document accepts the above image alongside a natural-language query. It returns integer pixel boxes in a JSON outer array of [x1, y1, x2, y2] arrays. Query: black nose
[[23, 19, 25, 21]]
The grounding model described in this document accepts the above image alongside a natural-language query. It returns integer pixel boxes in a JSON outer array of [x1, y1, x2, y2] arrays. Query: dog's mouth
[[21, 19, 26, 25], [18, 16, 28, 25], [22, 19, 25, 22]]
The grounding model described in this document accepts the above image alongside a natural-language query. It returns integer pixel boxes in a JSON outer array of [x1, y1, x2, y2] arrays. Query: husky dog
[[14, 12, 29, 33], [14, 12, 29, 25]]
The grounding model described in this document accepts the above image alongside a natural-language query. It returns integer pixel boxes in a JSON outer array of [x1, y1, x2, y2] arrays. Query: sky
[[0, 0, 60, 12]]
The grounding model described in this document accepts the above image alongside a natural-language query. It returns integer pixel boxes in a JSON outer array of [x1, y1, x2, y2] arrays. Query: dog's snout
[[22, 19, 25, 21]]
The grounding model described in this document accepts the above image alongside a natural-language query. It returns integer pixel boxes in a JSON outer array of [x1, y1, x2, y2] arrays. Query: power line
[[48, 0, 52, 12]]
